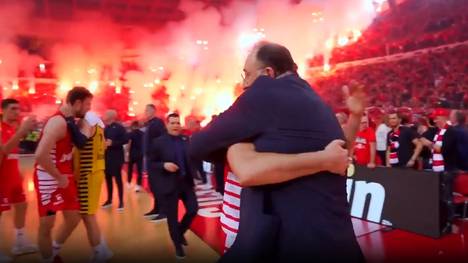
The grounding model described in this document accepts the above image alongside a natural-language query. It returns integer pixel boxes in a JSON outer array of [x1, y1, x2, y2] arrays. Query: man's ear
[[265, 67, 276, 78]]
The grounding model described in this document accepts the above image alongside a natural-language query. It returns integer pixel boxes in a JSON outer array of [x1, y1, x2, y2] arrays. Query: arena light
[[12, 80, 19, 90], [154, 79, 161, 84], [323, 63, 331, 72], [59, 82, 71, 94], [238, 28, 267, 51], [115, 84, 122, 94], [352, 29, 362, 41], [39, 63, 46, 73], [28, 85, 36, 94], [88, 80, 98, 93], [325, 38, 334, 50], [87, 68, 97, 75], [338, 36, 349, 47], [0, 59, 2, 65]]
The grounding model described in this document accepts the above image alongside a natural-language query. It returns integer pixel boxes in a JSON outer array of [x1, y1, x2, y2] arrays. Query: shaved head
[[103, 109, 117, 125]]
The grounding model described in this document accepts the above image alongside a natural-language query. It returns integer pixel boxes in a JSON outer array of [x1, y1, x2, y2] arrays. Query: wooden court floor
[[0, 157, 219, 263]]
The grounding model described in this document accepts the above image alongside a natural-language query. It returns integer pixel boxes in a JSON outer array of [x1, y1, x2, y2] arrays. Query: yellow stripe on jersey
[[74, 125, 106, 215]]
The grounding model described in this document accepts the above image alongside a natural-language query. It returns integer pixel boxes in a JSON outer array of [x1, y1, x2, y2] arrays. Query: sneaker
[[101, 201, 112, 209], [0, 252, 12, 263], [116, 205, 124, 212], [175, 246, 186, 260], [126, 183, 132, 189], [11, 239, 39, 255], [90, 247, 113, 263], [143, 210, 158, 219], [134, 185, 142, 193], [150, 214, 167, 223]]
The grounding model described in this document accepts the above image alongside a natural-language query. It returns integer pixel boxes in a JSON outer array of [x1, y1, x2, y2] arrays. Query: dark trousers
[[105, 161, 124, 206], [148, 174, 161, 214], [195, 160, 207, 184], [377, 150, 386, 166], [214, 161, 225, 194], [128, 155, 143, 185], [162, 185, 198, 249]]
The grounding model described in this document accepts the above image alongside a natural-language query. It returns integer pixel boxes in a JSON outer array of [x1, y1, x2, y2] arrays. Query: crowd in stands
[[313, 44, 468, 113], [308, 0, 468, 66]]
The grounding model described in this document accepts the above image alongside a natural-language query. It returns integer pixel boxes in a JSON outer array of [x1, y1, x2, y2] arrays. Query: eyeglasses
[[241, 68, 267, 84]]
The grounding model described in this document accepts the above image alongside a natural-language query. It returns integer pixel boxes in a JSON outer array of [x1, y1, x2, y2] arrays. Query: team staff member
[[148, 113, 198, 259], [102, 110, 128, 211], [143, 104, 167, 220]]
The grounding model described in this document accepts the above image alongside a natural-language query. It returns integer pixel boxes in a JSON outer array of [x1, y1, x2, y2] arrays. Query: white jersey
[[376, 123, 391, 151]]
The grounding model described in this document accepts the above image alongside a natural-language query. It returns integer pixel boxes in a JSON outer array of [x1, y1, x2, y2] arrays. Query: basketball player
[[34, 87, 93, 263], [0, 99, 38, 260], [72, 111, 113, 262]]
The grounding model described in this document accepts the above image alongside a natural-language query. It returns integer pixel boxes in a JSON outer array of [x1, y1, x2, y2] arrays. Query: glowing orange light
[[28, 86, 36, 94], [12, 81, 19, 90], [325, 39, 334, 50], [88, 81, 98, 93], [28, 180, 34, 192]]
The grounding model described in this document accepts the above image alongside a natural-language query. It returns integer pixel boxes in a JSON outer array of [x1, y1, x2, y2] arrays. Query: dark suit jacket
[[148, 134, 195, 195], [144, 117, 167, 157], [190, 74, 363, 262], [104, 122, 128, 164]]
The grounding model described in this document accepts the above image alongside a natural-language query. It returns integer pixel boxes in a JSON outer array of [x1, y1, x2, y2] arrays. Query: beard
[[75, 111, 85, 118]]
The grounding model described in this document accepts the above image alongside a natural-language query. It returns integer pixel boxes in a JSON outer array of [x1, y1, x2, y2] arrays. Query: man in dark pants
[[148, 113, 198, 259], [190, 42, 363, 262], [127, 121, 144, 192], [213, 161, 225, 194], [143, 104, 167, 220], [102, 110, 128, 211]]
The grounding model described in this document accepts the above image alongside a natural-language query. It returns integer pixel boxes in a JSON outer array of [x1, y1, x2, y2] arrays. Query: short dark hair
[[167, 113, 180, 121], [66, 87, 93, 105], [255, 43, 295, 76], [1, 98, 19, 110], [455, 110, 466, 126]]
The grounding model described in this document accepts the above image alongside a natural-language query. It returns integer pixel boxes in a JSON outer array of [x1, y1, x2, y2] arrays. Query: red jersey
[[0, 121, 27, 209], [220, 164, 241, 252], [34, 112, 79, 216], [354, 127, 376, 165], [35, 112, 73, 175], [0, 121, 20, 177]]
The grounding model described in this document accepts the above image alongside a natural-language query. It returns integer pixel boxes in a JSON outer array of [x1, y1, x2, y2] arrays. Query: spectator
[[421, 108, 464, 172], [375, 114, 391, 166], [450, 110, 468, 170], [352, 115, 377, 168], [386, 111, 423, 168]]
